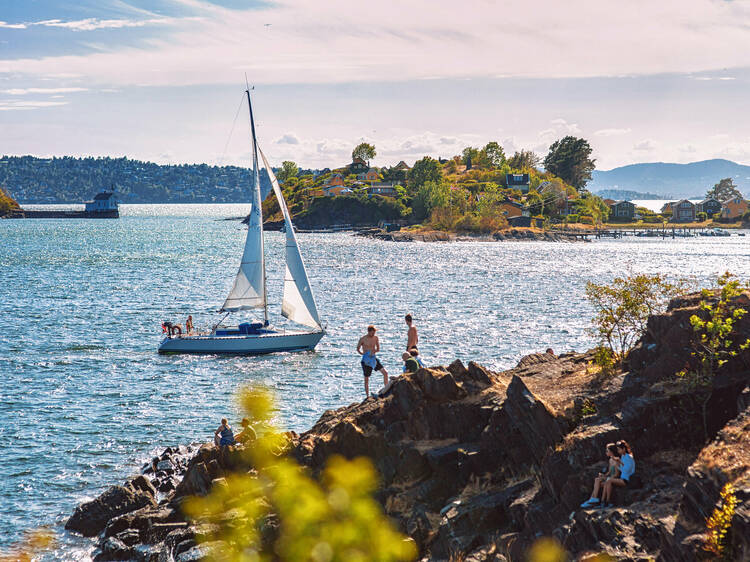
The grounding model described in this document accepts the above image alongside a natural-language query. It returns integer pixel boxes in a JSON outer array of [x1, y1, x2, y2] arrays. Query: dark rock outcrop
[[65, 485, 156, 538], [65, 292, 750, 560]]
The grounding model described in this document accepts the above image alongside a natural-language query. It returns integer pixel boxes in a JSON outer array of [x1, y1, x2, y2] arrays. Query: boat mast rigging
[[245, 86, 269, 326]]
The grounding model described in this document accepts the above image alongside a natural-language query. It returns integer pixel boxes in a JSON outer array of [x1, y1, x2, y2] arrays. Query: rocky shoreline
[[356, 228, 589, 242], [65, 293, 750, 561]]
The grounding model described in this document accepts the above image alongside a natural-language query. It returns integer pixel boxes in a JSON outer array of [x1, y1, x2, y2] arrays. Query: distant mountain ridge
[[594, 189, 667, 201], [589, 159, 750, 199]]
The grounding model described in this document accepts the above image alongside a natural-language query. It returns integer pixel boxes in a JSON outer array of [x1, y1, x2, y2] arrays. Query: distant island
[[2, 147, 748, 232]]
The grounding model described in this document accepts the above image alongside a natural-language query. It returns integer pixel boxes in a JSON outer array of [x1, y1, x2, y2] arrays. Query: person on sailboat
[[185, 315, 194, 335], [405, 314, 418, 351], [357, 325, 388, 397], [214, 418, 235, 447]]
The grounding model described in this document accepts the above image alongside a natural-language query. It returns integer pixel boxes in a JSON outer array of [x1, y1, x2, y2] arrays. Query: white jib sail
[[260, 149, 322, 329], [222, 133, 266, 312]]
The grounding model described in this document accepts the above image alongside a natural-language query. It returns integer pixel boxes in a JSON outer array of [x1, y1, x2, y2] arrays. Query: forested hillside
[[0, 155, 255, 203]]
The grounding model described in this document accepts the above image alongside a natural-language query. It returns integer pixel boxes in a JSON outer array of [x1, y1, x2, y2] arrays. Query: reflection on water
[[0, 204, 748, 554]]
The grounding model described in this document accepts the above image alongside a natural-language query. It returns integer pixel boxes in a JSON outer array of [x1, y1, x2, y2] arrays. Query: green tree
[[461, 147, 480, 169], [413, 180, 449, 220], [479, 141, 506, 169], [352, 142, 376, 164], [677, 273, 750, 441], [184, 387, 417, 562], [277, 161, 299, 184], [408, 157, 443, 192], [525, 191, 544, 215], [508, 150, 541, 170], [706, 178, 742, 201], [585, 274, 683, 366], [574, 193, 610, 223], [543, 136, 596, 189]]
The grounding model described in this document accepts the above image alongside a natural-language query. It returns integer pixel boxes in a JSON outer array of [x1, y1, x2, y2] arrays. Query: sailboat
[[158, 89, 325, 354]]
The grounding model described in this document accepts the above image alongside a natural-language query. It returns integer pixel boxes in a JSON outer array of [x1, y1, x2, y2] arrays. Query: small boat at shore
[[159, 89, 324, 355], [699, 228, 730, 237]]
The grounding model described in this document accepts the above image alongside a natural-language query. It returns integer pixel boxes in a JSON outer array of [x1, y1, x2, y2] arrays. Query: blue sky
[[2, 0, 750, 170]]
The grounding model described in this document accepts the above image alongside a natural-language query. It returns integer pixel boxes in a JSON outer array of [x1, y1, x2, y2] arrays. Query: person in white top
[[601, 440, 636, 507]]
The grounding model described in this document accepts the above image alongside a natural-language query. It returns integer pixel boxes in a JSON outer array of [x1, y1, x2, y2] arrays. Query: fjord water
[[1, 205, 748, 556]]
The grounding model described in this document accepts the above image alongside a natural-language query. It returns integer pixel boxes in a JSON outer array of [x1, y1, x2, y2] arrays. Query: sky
[[2, 0, 750, 170]]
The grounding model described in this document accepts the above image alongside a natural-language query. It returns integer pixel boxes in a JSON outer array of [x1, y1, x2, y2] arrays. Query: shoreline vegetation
[[51, 276, 750, 561], [255, 140, 749, 238], [0, 187, 20, 217]]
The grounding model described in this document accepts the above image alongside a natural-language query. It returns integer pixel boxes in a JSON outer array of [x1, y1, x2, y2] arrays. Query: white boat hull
[[158, 329, 324, 355]]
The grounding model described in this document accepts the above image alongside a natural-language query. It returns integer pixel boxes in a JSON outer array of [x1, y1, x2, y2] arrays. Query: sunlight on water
[[0, 204, 748, 554]]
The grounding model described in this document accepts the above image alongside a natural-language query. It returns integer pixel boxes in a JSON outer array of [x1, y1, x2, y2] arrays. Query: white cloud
[[3, 17, 181, 33], [0, 87, 88, 95], [633, 139, 657, 152], [4, 0, 750, 86], [0, 21, 27, 29], [276, 133, 300, 145], [595, 128, 632, 137], [0, 100, 68, 111]]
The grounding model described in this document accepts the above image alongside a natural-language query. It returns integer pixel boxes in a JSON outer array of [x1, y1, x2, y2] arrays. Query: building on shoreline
[[608, 200, 635, 220], [85, 192, 119, 214], [721, 196, 748, 220]]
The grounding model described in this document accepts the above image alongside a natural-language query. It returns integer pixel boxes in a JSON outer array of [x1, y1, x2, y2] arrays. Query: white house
[[85, 192, 119, 213]]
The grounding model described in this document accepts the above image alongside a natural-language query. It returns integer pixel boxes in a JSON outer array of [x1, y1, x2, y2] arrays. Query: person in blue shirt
[[600, 440, 636, 507]]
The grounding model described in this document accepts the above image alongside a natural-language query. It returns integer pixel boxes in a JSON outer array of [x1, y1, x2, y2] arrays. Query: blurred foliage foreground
[[183, 387, 417, 562]]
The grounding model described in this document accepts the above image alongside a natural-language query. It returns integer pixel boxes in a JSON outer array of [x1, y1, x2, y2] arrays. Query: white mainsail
[[221, 93, 266, 313], [260, 149, 322, 329]]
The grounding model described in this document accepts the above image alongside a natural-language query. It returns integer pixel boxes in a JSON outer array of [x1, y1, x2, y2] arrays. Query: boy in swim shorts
[[357, 325, 389, 396]]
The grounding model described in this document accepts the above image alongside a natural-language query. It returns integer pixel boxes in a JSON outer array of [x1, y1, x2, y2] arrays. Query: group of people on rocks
[[580, 440, 636, 508], [213, 417, 256, 447], [356, 314, 425, 397]]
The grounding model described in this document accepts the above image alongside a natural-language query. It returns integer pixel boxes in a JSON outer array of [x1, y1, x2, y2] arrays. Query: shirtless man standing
[[356, 325, 388, 396], [405, 314, 418, 351]]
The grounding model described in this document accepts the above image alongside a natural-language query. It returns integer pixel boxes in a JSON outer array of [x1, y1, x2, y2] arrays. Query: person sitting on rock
[[402, 352, 420, 374], [600, 440, 635, 507], [580, 442, 621, 508], [214, 418, 235, 447], [409, 348, 425, 369], [234, 418, 257, 444]]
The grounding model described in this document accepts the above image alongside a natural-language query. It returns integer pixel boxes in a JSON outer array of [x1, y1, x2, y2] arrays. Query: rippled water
[[1, 204, 748, 557]]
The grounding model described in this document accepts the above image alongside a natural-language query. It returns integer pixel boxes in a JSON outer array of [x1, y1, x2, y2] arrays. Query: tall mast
[[246, 87, 269, 325]]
